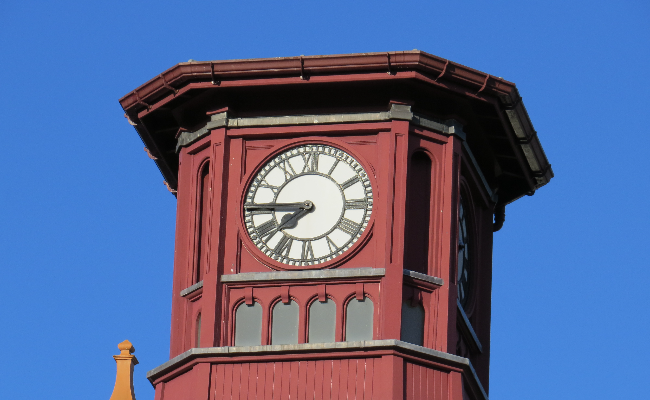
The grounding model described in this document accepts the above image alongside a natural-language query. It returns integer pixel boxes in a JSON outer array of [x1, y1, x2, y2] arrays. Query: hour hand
[[244, 201, 313, 211], [277, 208, 309, 230]]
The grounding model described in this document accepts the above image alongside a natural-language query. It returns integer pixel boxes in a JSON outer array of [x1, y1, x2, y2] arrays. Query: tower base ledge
[[148, 340, 488, 400]]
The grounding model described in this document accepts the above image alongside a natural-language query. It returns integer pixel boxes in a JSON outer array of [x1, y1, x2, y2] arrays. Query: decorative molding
[[221, 267, 385, 284], [457, 299, 483, 354], [180, 280, 203, 297], [176, 104, 467, 151], [146, 340, 488, 400]]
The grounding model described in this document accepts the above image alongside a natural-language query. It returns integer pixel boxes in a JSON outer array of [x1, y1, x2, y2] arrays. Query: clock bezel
[[238, 138, 377, 271]]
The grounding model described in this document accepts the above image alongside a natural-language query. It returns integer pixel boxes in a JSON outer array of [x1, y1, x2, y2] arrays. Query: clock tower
[[120, 51, 553, 400]]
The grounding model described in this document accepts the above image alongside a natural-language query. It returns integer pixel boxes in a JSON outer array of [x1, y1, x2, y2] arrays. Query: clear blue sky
[[1, 1, 648, 399]]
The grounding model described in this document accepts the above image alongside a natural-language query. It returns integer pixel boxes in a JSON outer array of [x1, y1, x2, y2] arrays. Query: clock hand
[[277, 207, 310, 231], [244, 201, 313, 211]]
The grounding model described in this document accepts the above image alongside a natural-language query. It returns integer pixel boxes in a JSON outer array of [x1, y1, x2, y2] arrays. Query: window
[[308, 298, 336, 343], [404, 152, 432, 274], [271, 300, 299, 345], [457, 196, 471, 308], [345, 297, 373, 341], [195, 313, 202, 347], [195, 161, 210, 283], [234, 301, 262, 346], [400, 301, 425, 346]]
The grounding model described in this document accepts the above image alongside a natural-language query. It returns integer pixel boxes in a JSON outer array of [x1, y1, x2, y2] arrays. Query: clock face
[[243, 144, 373, 266], [457, 197, 471, 307]]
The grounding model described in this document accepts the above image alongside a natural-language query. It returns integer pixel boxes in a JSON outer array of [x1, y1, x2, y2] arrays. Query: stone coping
[[147, 340, 487, 400], [179, 280, 203, 297], [221, 267, 385, 283], [403, 269, 444, 286]]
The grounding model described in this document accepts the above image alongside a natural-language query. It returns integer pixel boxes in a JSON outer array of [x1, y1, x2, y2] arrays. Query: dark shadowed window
[[196, 313, 202, 347], [271, 300, 299, 345], [195, 161, 210, 283], [345, 297, 374, 341], [308, 298, 336, 343], [234, 302, 262, 346], [404, 152, 432, 274], [458, 196, 471, 308]]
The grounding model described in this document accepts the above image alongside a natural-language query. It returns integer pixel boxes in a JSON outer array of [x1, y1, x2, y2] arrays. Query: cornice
[[119, 50, 517, 114]]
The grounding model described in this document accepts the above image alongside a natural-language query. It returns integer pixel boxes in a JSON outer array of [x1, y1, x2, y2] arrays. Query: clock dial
[[457, 197, 471, 307], [244, 144, 373, 266]]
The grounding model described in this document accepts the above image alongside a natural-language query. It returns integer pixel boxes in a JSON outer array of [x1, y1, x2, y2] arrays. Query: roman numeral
[[259, 179, 279, 194], [301, 240, 314, 260], [277, 159, 296, 181], [337, 218, 361, 236], [274, 234, 293, 257], [256, 219, 278, 241], [301, 152, 319, 172], [327, 159, 340, 175], [345, 199, 367, 209], [340, 176, 360, 190], [326, 236, 339, 253]]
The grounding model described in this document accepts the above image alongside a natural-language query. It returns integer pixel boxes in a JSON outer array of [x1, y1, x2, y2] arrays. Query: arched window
[[271, 300, 299, 345], [195, 313, 202, 347], [404, 152, 432, 274], [345, 296, 374, 341], [234, 302, 262, 346], [400, 301, 425, 346], [458, 196, 471, 308], [195, 161, 210, 283], [308, 298, 336, 343]]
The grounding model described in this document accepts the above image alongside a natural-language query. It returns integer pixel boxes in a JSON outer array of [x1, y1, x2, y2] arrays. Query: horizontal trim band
[[176, 103, 464, 150], [221, 267, 385, 283]]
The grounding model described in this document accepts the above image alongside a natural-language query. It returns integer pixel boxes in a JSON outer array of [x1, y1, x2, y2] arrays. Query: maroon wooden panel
[[203, 358, 384, 400], [162, 369, 194, 400], [403, 361, 453, 400]]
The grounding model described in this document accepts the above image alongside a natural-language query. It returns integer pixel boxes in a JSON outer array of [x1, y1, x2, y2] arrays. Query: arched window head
[[308, 298, 336, 343], [345, 296, 374, 341], [271, 300, 299, 345], [234, 301, 262, 346]]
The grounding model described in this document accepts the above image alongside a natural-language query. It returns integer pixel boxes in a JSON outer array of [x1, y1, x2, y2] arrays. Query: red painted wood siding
[[404, 362, 451, 400], [210, 358, 380, 400]]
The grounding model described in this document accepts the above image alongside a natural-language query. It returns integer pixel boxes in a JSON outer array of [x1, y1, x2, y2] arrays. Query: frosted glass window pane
[[401, 301, 425, 346], [234, 302, 262, 346], [346, 297, 373, 341], [272, 300, 299, 345], [308, 299, 336, 343]]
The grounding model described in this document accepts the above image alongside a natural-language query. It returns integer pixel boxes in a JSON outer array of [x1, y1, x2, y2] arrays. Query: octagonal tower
[[120, 51, 553, 400]]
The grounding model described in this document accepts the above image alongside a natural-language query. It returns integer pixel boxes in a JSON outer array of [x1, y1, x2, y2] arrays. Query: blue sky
[[1, 1, 648, 399]]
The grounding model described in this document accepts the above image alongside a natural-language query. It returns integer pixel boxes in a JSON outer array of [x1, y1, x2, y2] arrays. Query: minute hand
[[244, 201, 313, 211]]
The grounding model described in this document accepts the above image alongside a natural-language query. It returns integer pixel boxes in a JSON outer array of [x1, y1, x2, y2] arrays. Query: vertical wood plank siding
[[404, 361, 451, 400], [205, 358, 453, 400], [210, 358, 382, 400]]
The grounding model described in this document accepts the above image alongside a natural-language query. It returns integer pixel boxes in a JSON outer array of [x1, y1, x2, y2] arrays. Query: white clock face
[[243, 144, 373, 266]]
